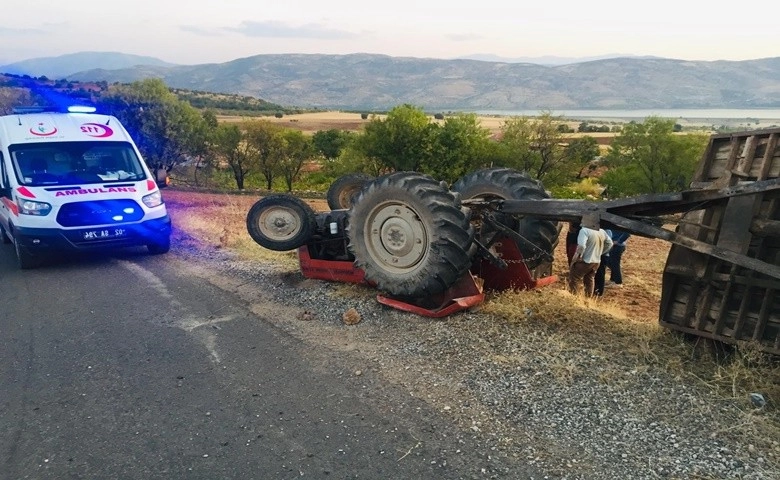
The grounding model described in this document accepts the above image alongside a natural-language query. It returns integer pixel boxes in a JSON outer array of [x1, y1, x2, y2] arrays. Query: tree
[[497, 111, 575, 186], [100, 78, 209, 175], [212, 123, 253, 190], [243, 120, 285, 190], [601, 117, 708, 196], [564, 136, 600, 179], [426, 112, 492, 183], [201, 109, 219, 129], [358, 104, 437, 172], [312, 129, 352, 161], [278, 129, 314, 191], [190, 109, 221, 186], [0, 86, 32, 115]]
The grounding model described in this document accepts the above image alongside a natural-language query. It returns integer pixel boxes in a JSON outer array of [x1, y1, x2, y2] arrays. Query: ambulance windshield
[[10, 141, 149, 187]]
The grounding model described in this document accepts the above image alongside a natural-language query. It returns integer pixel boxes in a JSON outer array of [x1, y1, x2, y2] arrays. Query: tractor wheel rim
[[339, 187, 359, 207], [259, 207, 300, 240], [366, 203, 427, 270]]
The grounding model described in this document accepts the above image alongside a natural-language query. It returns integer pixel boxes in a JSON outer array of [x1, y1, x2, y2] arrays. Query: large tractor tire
[[326, 173, 374, 210], [347, 172, 474, 298], [451, 167, 559, 269], [246, 194, 317, 251]]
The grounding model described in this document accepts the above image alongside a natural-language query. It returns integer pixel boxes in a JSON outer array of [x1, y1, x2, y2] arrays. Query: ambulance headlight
[[18, 198, 52, 216], [142, 191, 163, 208]]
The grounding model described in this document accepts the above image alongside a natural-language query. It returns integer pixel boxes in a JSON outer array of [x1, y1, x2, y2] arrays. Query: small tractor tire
[[452, 167, 559, 269], [326, 173, 374, 210], [246, 194, 317, 251], [347, 172, 474, 298]]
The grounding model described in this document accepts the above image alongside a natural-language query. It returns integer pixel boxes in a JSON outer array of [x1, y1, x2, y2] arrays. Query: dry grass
[[217, 111, 603, 138], [166, 189, 303, 269]]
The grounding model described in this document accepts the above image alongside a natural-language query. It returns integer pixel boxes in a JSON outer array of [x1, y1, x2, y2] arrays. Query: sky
[[2, 0, 778, 65]]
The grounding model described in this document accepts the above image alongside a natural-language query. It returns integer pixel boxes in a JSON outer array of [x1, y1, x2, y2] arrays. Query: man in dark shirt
[[605, 229, 630, 288]]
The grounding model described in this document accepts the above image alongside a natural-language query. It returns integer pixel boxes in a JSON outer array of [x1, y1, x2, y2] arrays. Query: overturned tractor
[[246, 168, 559, 316]]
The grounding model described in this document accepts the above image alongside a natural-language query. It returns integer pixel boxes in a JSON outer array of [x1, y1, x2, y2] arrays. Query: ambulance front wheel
[[14, 237, 43, 269], [147, 236, 171, 255]]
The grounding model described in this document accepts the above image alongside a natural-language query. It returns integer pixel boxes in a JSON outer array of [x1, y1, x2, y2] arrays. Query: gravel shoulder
[[167, 196, 779, 480]]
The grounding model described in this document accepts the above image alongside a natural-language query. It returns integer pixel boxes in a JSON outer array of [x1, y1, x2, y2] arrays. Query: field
[[220, 110, 620, 141]]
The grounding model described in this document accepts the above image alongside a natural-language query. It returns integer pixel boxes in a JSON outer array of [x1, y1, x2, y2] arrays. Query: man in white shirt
[[567, 214, 613, 297]]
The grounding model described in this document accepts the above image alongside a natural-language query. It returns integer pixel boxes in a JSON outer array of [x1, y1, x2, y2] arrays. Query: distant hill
[[0, 52, 176, 79], [454, 53, 651, 66], [9, 52, 780, 111], [0, 73, 288, 116]]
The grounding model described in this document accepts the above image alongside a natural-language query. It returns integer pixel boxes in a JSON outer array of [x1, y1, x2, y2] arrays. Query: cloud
[[180, 25, 224, 37], [224, 20, 357, 40], [447, 33, 484, 42], [0, 26, 45, 35]]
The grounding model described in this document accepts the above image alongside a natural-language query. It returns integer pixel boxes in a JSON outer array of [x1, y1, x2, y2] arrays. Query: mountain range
[[2, 51, 779, 111]]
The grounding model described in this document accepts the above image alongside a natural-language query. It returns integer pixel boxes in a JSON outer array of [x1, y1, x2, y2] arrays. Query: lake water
[[475, 108, 780, 123]]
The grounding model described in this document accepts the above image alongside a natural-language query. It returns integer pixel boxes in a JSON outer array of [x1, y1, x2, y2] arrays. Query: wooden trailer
[[659, 128, 780, 355]]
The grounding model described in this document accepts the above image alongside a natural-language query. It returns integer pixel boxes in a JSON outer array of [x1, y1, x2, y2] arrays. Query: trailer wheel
[[326, 173, 374, 210], [347, 171, 473, 297], [452, 168, 559, 269], [246, 194, 316, 251]]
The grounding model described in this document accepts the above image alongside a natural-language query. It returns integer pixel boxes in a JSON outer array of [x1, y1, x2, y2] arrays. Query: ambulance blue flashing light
[[68, 105, 97, 113], [11, 105, 98, 114]]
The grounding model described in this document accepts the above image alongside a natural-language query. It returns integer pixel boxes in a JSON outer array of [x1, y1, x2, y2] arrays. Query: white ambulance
[[0, 105, 171, 268]]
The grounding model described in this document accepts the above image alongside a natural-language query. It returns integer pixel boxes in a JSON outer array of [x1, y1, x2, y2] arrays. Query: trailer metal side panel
[[660, 128, 780, 354]]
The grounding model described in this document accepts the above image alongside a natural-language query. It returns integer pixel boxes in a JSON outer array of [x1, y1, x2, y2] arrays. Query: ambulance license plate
[[82, 228, 127, 240]]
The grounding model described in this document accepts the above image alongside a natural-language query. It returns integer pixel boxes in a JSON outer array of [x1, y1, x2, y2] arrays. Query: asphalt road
[[0, 247, 526, 480]]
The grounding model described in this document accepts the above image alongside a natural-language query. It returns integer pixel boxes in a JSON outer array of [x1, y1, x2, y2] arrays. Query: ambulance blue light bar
[[68, 105, 97, 113], [12, 105, 98, 114]]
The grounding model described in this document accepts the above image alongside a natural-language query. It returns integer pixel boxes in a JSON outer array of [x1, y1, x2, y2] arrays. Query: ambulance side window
[[0, 152, 10, 198]]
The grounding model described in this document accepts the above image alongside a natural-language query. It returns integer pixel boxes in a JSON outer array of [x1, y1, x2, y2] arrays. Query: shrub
[[550, 178, 606, 199]]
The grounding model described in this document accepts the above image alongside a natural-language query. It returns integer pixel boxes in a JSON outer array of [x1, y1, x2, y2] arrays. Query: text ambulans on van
[[0, 106, 172, 268]]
